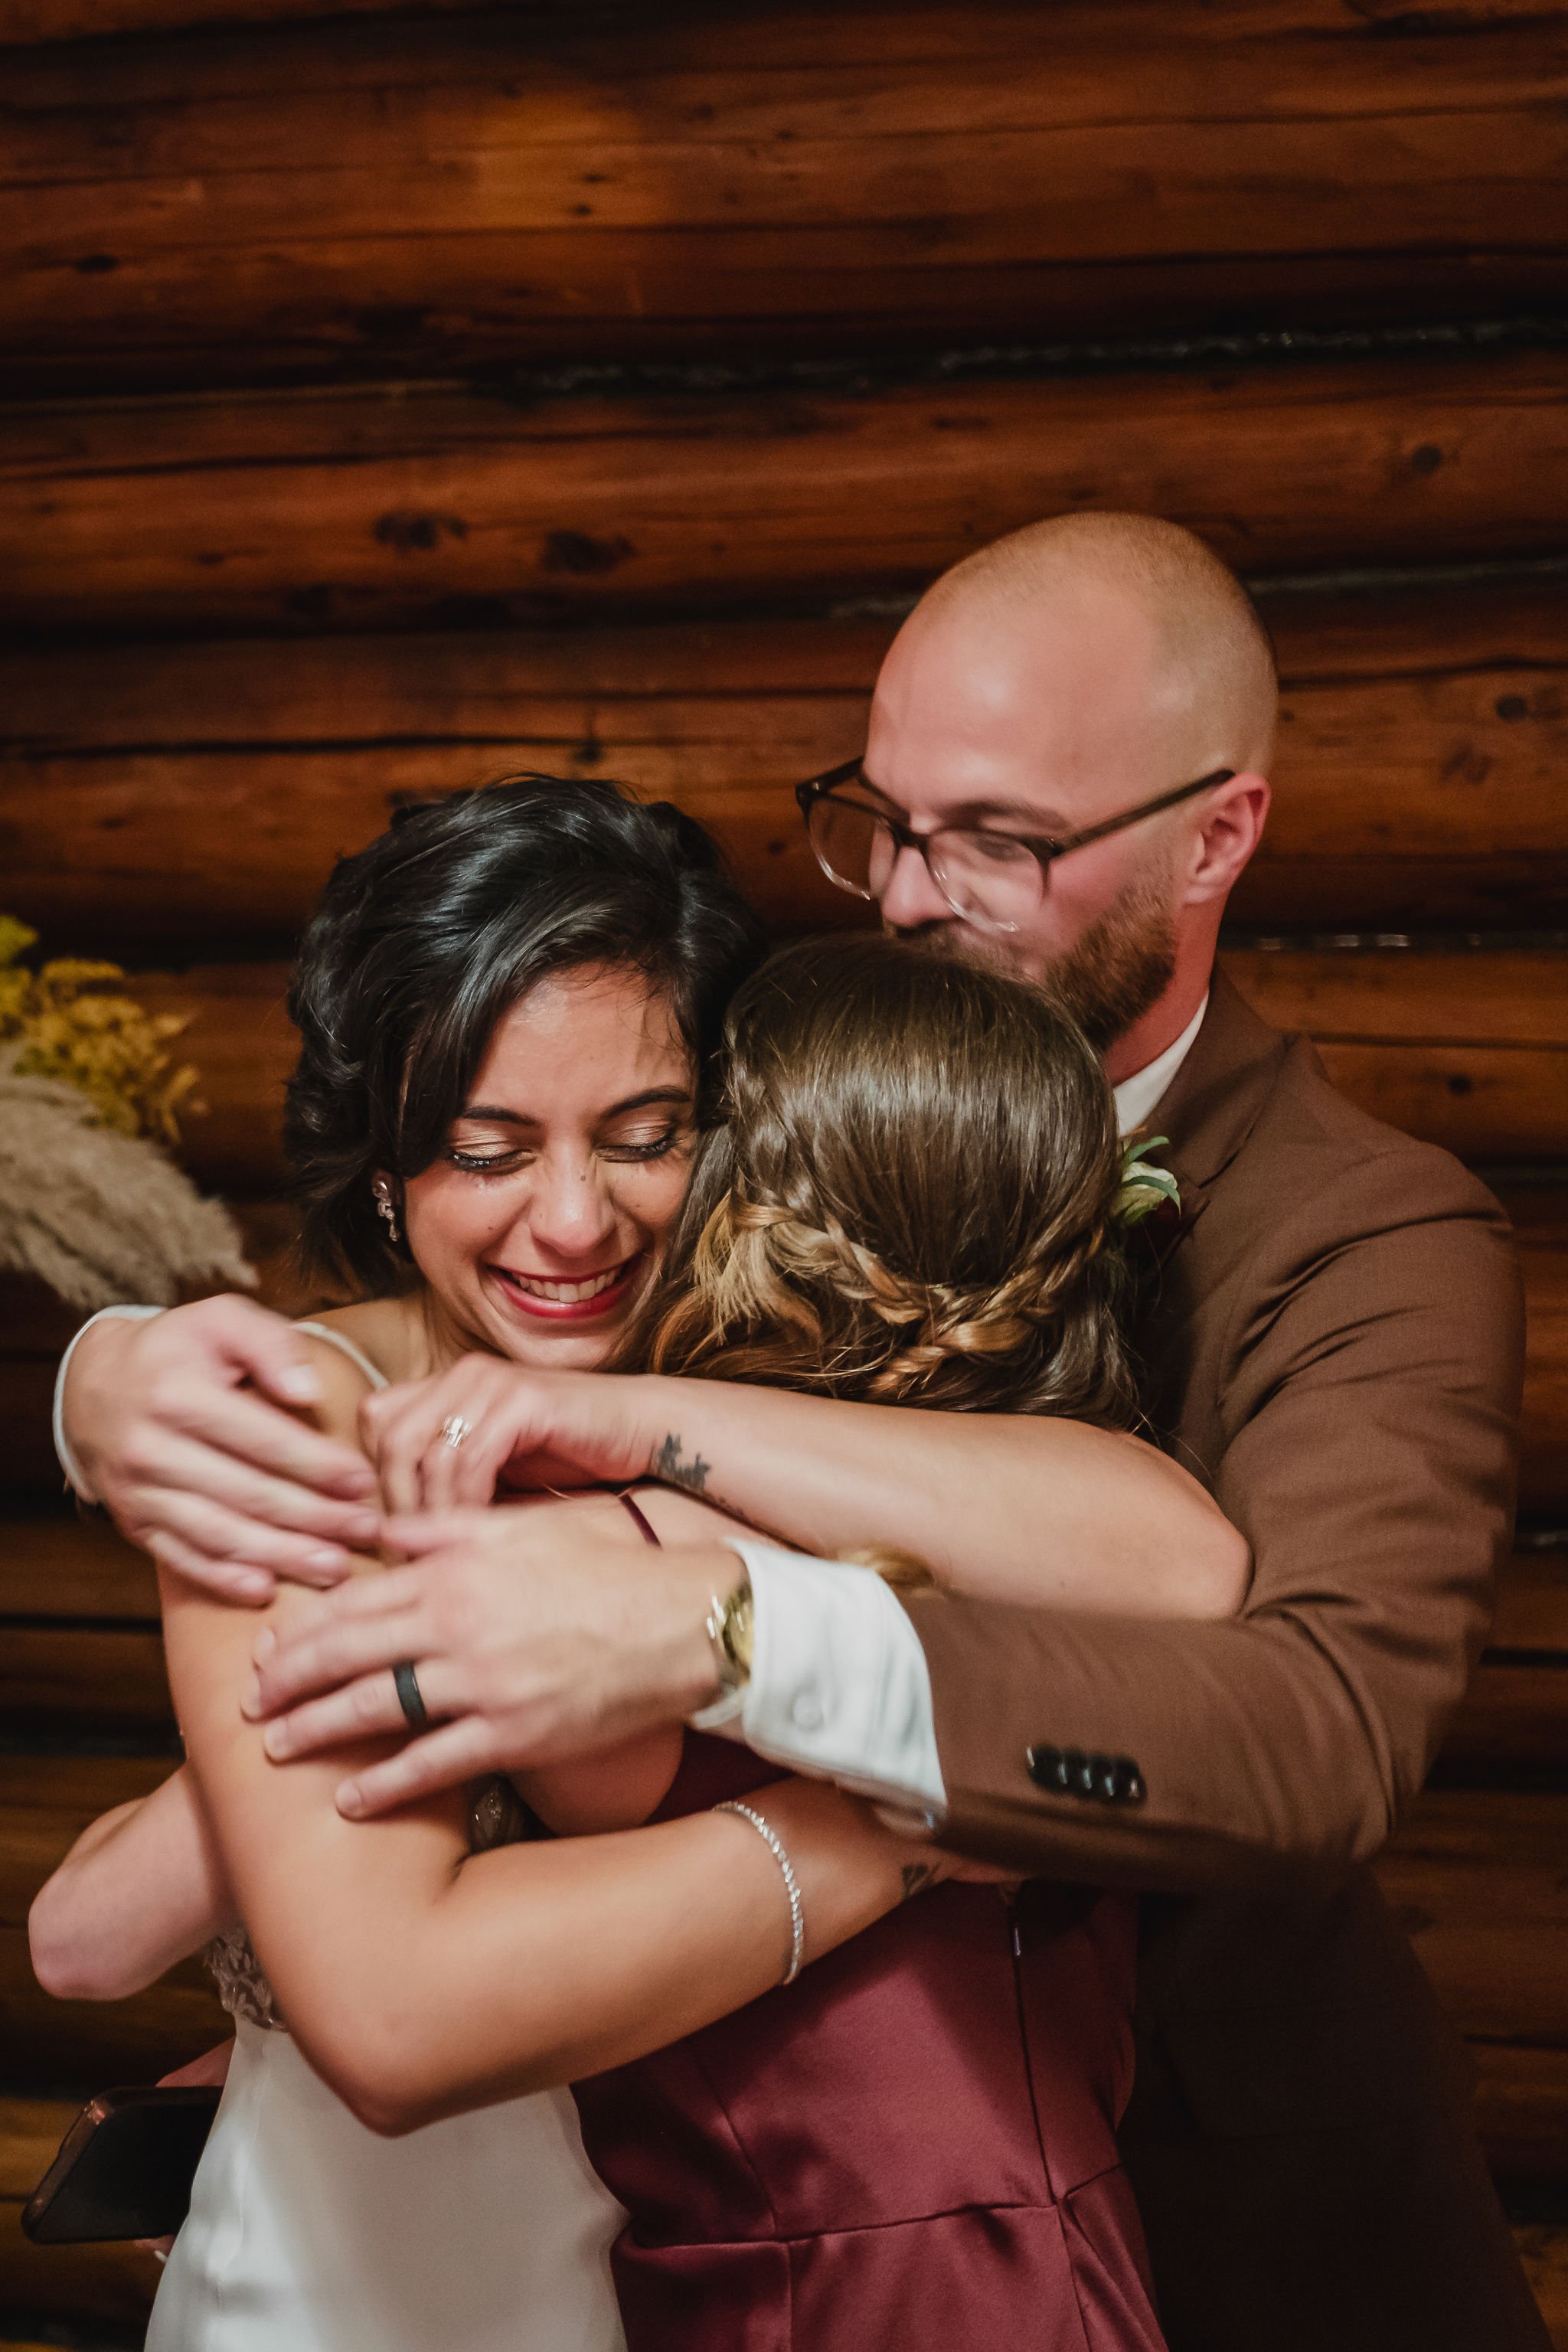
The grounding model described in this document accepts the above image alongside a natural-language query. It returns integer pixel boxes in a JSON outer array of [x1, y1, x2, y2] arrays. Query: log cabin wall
[[2, 0, 1566, 2338]]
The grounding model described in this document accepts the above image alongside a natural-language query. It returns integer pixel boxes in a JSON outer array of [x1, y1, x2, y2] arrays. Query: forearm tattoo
[[651, 1432, 713, 1496]]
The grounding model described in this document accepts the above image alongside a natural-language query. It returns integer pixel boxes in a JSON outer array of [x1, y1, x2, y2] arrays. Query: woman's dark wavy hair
[[285, 775, 766, 1295]]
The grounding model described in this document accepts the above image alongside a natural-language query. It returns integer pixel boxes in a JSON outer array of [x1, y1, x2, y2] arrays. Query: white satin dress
[[145, 1326, 627, 2352]]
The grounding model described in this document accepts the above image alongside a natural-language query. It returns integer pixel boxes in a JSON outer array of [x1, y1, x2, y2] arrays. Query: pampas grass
[[0, 1052, 254, 1312]]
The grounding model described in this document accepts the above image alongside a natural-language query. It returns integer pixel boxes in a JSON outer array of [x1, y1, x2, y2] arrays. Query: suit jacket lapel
[[1126, 969, 1290, 1267]]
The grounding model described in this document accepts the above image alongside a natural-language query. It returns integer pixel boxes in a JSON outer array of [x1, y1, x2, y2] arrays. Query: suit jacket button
[[1111, 1757, 1146, 1805], [1089, 1753, 1119, 1803], [1025, 1743, 1067, 1791], [1067, 1749, 1096, 1798]]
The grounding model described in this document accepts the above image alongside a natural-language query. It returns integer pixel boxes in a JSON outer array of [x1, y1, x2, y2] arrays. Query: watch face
[[724, 1586, 756, 1677]]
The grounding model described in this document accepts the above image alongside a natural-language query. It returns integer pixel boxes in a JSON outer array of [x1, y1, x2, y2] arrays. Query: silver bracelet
[[712, 1801, 805, 1986]]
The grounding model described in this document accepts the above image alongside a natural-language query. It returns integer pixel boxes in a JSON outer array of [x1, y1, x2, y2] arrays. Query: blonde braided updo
[[628, 934, 1135, 1427]]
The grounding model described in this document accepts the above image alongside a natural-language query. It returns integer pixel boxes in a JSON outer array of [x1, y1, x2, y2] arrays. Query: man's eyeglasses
[[795, 760, 1236, 935]]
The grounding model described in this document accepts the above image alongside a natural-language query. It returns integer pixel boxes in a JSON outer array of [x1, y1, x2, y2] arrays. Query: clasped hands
[[246, 1351, 741, 1820]]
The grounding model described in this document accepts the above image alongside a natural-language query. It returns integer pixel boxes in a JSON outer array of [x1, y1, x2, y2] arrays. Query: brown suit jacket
[[903, 972, 1547, 2351]]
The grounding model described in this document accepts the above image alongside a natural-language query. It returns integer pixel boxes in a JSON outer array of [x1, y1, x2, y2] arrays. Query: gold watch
[[704, 1576, 755, 1698]]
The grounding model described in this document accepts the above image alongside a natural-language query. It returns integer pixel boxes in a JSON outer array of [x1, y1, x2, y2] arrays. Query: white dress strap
[[293, 1321, 390, 1393]]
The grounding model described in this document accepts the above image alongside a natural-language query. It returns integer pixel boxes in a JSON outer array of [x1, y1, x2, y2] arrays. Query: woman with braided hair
[[511, 930, 1203, 2350]]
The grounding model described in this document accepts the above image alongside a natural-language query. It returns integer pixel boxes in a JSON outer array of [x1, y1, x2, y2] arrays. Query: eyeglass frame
[[795, 758, 1236, 920]]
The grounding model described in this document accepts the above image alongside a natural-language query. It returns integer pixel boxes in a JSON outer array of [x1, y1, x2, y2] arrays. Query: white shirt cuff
[[697, 1536, 946, 1819], [54, 1305, 165, 1501]]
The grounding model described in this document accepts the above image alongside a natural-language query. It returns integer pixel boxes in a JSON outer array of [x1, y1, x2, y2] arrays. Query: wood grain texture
[[1514, 1213, 1568, 1524], [6, 2, 1568, 390], [5, 0, 492, 33], [0, 1514, 159, 1621], [0, 1626, 173, 1733], [12, 0, 1567, 44], [1377, 1788, 1568, 2043], [12, 0, 1562, 48], [7, 351, 1567, 641], [5, 577, 1566, 952]]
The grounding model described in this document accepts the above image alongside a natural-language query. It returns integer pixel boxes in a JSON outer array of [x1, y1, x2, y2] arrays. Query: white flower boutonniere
[[1116, 1135, 1181, 1229]]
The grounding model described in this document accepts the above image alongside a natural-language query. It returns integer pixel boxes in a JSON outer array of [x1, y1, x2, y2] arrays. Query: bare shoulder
[[291, 1295, 436, 1450], [299, 1295, 430, 1383], [287, 1325, 381, 1452]]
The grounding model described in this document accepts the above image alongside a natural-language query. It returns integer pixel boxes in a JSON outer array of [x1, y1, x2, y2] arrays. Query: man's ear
[[1184, 773, 1270, 906]]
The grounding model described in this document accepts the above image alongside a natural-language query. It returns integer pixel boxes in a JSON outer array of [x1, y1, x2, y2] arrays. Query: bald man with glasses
[[57, 514, 1544, 2350]]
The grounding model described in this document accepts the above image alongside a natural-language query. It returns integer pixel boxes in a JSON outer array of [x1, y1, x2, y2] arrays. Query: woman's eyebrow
[[456, 1086, 692, 1125]]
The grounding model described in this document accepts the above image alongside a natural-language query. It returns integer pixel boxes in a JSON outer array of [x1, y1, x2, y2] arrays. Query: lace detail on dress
[[205, 1922, 285, 2031], [204, 1781, 531, 2031]]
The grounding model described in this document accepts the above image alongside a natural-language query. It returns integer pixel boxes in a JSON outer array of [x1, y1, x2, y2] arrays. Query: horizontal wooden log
[[0, 1627, 172, 1733], [0, 1753, 173, 1935], [8, 0, 488, 35], [1445, 1661, 1568, 1770], [1475, 2044, 1568, 2186], [7, 5, 1568, 392], [1377, 1788, 1568, 2044], [17, 0, 1555, 51], [1227, 947, 1568, 1166], [5, 577, 1567, 952], [1494, 1547, 1568, 1654], [7, 351, 1568, 641], [0, 1514, 158, 1621]]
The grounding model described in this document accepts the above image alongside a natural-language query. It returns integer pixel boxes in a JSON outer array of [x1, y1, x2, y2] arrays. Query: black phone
[[22, 2083, 222, 2244]]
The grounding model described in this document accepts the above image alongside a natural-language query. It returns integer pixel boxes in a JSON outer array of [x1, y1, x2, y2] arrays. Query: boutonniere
[[1116, 1135, 1181, 1230]]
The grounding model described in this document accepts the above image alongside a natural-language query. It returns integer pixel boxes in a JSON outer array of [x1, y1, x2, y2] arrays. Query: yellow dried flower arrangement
[[0, 917, 199, 1146]]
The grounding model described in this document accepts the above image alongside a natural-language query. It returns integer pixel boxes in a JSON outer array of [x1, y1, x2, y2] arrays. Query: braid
[[647, 1183, 1129, 1423]]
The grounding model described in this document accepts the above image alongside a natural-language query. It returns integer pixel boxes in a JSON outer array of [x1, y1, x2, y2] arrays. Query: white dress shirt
[[52, 999, 1209, 1815]]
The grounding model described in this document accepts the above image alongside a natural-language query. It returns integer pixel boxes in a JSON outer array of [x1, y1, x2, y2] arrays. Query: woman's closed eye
[[599, 1122, 689, 1163], [444, 1122, 689, 1174]]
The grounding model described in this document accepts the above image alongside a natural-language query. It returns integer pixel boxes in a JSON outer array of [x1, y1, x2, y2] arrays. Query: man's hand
[[359, 1357, 653, 1514], [244, 1496, 734, 1817], [66, 1298, 380, 1603]]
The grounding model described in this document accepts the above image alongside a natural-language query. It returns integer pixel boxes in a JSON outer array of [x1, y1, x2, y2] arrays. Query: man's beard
[[893, 864, 1178, 1055]]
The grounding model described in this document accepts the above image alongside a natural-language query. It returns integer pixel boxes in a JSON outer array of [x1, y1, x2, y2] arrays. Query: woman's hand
[[360, 1358, 654, 1514]]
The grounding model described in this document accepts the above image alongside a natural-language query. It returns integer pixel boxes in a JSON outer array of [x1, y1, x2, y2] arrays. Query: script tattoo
[[651, 1431, 713, 1496], [900, 1864, 937, 1903]]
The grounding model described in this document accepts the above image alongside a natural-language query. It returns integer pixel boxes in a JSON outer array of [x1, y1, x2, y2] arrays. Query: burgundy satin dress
[[571, 1731, 1166, 2352]]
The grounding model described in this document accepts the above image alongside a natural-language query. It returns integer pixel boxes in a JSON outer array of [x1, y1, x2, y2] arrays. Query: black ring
[[392, 1661, 429, 1731]]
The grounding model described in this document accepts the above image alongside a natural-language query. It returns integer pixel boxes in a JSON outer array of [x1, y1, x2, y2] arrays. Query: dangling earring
[[372, 1178, 401, 1246]]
